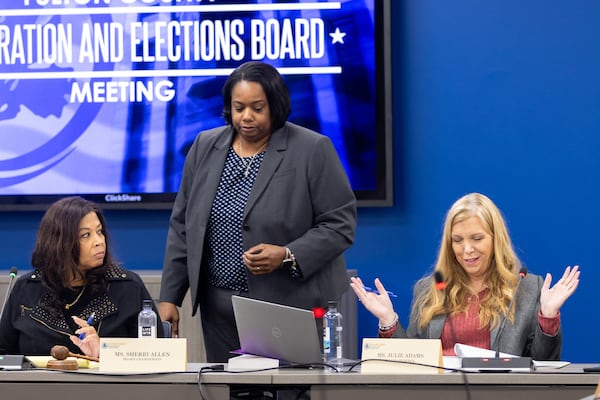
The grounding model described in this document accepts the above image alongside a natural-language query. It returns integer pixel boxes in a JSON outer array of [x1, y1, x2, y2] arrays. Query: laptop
[[231, 295, 323, 365]]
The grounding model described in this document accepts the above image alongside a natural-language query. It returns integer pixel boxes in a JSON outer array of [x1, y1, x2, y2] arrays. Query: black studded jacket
[[0, 265, 163, 356]]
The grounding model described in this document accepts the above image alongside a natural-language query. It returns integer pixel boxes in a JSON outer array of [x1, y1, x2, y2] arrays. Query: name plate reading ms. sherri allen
[[361, 338, 442, 374], [99, 338, 187, 373]]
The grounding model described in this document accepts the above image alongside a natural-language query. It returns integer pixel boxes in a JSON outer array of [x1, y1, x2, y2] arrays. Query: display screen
[[0, 0, 392, 210]]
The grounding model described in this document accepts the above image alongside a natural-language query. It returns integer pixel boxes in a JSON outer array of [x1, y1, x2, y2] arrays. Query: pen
[[363, 286, 398, 298], [79, 313, 95, 340]]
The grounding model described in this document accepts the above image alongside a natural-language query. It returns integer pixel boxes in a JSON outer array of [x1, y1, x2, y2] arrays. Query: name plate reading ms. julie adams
[[361, 338, 442, 374], [99, 338, 187, 373]]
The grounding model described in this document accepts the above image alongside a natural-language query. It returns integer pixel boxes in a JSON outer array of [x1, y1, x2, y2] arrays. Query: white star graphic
[[330, 28, 346, 45]]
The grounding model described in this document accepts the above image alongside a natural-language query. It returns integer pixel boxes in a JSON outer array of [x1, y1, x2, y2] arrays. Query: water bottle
[[138, 299, 157, 338], [323, 300, 343, 366]]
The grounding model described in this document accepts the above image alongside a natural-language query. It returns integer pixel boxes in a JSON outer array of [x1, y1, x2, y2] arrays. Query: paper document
[[227, 354, 279, 371], [531, 360, 571, 368], [26, 356, 93, 369], [442, 356, 461, 370]]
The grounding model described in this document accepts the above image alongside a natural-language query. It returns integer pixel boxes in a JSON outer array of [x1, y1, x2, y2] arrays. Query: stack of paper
[[227, 354, 279, 371]]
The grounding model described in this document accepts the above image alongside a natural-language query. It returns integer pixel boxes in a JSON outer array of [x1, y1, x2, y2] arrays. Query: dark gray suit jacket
[[393, 273, 562, 360], [159, 122, 357, 314]]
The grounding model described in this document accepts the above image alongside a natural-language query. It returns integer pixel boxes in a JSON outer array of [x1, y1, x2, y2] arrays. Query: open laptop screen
[[231, 295, 322, 365]]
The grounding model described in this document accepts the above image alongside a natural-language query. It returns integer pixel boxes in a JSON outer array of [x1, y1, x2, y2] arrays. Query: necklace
[[238, 140, 268, 177], [65, 286, 86, 310], [467, 293, 480, 304]]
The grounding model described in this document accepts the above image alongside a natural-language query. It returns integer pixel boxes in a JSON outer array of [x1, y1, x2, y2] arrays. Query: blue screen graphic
[[0, 0, 389, 209]]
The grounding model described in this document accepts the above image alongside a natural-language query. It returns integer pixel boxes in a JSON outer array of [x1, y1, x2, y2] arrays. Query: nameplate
[[99, 338, 187, 373], [361, 338, 442, 374]]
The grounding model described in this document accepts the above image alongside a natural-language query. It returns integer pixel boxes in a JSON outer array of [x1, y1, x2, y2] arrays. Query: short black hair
[[222, 61, 291, 131]]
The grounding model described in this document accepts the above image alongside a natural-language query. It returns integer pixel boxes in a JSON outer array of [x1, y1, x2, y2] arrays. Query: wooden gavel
[[51, 345, 99, 363]]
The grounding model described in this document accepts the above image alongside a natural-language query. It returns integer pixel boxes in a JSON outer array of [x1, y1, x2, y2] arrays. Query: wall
[[1, 1, 599, 362]]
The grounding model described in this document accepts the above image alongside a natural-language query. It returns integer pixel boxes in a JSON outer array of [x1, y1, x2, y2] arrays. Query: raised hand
[[350, 276, 397, 327], [540, 265, 580, 318]]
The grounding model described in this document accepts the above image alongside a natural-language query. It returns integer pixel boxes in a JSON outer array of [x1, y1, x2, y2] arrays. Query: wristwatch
[[281, 247, 297, 270]]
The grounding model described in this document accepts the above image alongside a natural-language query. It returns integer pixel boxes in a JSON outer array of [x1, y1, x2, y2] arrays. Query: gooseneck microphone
[[0, 266, 26, 371], [461, 266, 532, 372], [434, 271, 459, 348], [435, 271, 472, 400], [0, 266, 18, 323], [434, 271, 446, 291], [435, 271, 464, 356], [493, 267, 528, 358]]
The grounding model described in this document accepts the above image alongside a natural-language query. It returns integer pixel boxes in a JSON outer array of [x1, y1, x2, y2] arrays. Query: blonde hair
[[415, 193, 520, 330]]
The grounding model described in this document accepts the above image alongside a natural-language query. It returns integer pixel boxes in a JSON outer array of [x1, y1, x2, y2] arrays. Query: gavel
[[51, 345, 99, 363]]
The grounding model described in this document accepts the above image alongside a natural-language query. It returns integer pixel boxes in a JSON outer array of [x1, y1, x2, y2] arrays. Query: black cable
[[357, 358, 473, 400], [197, 359, 477, 400], [346, 358, 464, 373], [198, 365, 225, 400], [197, 362, 336, 400], [16, 358, 474, 400]]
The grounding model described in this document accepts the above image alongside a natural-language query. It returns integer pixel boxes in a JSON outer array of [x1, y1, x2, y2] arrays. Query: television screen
[[0, 0, 392, 210]]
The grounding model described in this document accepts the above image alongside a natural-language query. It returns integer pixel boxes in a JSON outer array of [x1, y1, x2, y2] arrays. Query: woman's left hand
[[540, 265, 580, 318], [242, 244, 286, 275], [70, 316, 100, 358]]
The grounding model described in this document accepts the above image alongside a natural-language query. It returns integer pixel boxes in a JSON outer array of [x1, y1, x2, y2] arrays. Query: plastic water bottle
[[138, 299, 157, 338], [323, 300, 343, 366]]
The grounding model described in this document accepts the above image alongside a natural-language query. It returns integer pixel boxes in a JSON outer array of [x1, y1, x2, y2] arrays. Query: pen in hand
[[79, 312, 95, 340], [363, 286, 398, 298]]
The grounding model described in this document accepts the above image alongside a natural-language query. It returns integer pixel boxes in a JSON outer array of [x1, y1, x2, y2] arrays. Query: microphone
[[435, 271, 473, 400], [493, 267, 527, 358], [434, 271, 459, 350], [461, 267, 532, 372], [0, 267, 26, 371], [0, 267, 18, 323], [434, 271, 447, 291]]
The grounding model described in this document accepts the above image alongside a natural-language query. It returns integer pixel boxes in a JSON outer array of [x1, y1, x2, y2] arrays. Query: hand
[[242, 244, 286, 275], [158, 302, 179, 338], [350, 276, 397, 326], [540, 265, 580, 318], [70, 316, 100, 358]]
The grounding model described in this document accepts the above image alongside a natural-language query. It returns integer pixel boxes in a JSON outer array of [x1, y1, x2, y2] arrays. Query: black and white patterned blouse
[[206, 146, 266, 291]]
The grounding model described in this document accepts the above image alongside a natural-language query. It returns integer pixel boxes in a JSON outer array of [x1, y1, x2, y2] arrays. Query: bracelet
[[378, 312, 399, 331], [285, 247, 298, 271], [289, 248, 297, 271]]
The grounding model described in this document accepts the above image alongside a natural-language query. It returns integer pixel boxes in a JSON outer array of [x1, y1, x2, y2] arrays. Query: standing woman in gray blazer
[[159, 61, 357, 362], [351, 192, 579, 360]]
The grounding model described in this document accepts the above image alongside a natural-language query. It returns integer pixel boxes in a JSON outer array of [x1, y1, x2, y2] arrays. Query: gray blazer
[[393, 273, 562, 360], [159, 122, 357, 314]]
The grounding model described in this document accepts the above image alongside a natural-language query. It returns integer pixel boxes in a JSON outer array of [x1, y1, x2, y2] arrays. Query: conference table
[[1, 363, 599, 400]]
